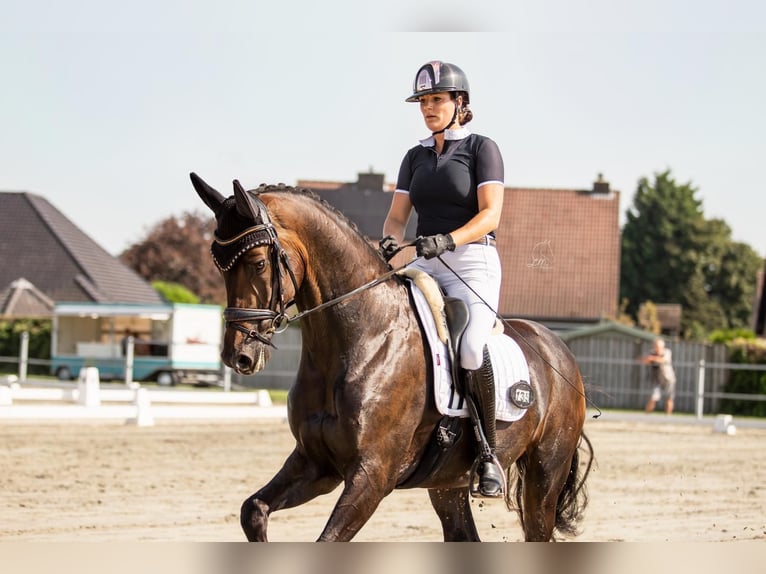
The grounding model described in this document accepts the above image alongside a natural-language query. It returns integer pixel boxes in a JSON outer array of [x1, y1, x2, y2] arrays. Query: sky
[[2, 0, 765, 258]]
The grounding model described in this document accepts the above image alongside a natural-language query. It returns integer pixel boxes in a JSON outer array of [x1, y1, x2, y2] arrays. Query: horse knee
[[240, 496, 269, 541]]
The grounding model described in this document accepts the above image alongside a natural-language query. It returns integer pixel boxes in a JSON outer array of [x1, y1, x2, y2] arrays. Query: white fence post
[[18, 331, 29, 382], [77, 367, 101, 407], [695, 359, 706, 420], [124, 336, 134, 386], [0, 384, 11, 406], [223, 365, 232, 392], [257, 389, 272, 407], [129, 387, 154, 426]]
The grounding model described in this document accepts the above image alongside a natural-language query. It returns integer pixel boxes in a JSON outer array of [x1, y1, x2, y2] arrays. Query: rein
[[287, 259, 415, 324]]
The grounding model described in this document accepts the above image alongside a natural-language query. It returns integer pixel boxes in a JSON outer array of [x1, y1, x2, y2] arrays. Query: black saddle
[[396, 295, 471, 489], [443, 296, 469, 392]]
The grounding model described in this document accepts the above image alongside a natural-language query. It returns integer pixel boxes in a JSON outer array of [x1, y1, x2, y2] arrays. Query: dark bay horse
[[191, 173, 593, 542]]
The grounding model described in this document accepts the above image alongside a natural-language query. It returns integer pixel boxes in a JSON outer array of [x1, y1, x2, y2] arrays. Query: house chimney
[[357, 168, 385, 192], [592, 173, 610, 194]]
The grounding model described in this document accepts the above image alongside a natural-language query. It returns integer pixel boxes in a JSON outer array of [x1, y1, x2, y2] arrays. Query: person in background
[[380, 60, 505, 497], [643, 338, 677, 415]]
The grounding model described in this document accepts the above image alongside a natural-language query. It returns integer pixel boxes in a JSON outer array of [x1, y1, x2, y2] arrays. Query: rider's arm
[[382, 192, 413, 244], [449, 182, 504, 247]]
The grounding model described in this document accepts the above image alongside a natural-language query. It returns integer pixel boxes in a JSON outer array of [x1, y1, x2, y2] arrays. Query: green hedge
[[0, 319, 51, 375], [721, 339, 766, 417]]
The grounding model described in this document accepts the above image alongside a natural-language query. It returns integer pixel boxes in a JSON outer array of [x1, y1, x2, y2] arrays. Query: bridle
[[212, 190, 410, 349], [211, 193, 299, 349]]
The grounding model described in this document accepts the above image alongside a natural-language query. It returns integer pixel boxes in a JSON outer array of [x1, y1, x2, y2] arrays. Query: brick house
[[299, 171, 621, 332]]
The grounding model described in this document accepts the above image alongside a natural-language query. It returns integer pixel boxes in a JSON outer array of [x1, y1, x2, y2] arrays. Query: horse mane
[[249, 183, 385, 262]]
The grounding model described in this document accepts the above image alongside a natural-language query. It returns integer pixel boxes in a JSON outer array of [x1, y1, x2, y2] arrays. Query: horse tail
[[511, 431, 594, 539], [553, 431, 594, 538]]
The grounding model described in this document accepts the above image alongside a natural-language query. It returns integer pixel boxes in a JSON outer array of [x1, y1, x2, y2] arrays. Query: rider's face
[[418, 92, 459, 132]]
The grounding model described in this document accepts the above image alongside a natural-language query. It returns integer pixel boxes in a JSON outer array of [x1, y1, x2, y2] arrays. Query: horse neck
[[276, 196, 395, 339]]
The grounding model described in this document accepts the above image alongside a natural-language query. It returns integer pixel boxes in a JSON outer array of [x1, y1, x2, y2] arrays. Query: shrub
[[721, 339, 766, 417], [0, 319, 52, 375], [151, 281, 200, 304]]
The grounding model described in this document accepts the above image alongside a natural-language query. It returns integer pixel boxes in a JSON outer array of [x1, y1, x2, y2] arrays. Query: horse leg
[[241, 447, 341, 541], [316, 460, 408, 541], [427, 487, 481, 541], [517, 448, 576, 541]]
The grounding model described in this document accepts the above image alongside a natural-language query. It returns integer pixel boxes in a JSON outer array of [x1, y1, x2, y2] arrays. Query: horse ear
[[190, 172, 225, 215], [233, 179, 263, 221]]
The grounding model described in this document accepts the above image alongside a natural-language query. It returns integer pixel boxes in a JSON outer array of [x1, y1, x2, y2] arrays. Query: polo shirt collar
[[419, 127, 471, 147]]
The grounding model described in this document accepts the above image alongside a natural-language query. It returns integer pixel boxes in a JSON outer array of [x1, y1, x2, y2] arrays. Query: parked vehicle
[[51, 302, 223, 385]]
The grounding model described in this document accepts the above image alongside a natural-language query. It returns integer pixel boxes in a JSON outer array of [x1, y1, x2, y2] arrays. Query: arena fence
[[2, 330, 765, 421], [566, 337, 766, 418], [0, 370, 286, 424]]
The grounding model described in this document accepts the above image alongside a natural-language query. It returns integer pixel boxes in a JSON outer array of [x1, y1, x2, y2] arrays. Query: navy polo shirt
[[395, 128, 504, 237]]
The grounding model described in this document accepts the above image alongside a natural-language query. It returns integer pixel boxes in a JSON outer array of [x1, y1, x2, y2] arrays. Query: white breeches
[[409, 244, 502, 370]]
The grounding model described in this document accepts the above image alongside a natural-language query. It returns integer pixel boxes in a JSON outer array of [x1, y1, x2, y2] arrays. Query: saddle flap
[[443, 296, 469, 357]]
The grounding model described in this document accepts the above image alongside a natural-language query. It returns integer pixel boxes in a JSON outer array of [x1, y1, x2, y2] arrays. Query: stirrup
[[469, 454, 506, 499]]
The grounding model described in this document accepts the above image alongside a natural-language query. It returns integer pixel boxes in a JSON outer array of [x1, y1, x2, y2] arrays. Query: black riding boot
[[464, 347, 504, 498]]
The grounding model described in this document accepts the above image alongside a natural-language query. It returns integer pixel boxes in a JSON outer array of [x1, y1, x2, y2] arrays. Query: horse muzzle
[[224, 339, 272, 375], [221, 308, 286, 374]]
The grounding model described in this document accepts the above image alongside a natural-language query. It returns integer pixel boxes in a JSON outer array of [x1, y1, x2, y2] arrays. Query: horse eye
[[247, 259, 267, 278]]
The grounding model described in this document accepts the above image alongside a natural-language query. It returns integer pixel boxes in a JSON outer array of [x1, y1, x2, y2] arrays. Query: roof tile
[[0, 192, 163, 305]]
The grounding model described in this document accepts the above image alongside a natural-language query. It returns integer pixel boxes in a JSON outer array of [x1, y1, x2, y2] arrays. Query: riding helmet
[[405, 61, 470, 103]]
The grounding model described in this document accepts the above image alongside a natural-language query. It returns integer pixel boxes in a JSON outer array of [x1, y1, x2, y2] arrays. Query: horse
[[190, 172, 593, 542]]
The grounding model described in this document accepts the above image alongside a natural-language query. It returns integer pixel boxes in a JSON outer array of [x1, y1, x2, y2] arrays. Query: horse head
[[190, 172, 301, 374]]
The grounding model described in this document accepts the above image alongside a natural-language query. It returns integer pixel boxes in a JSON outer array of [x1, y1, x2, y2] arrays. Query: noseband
[[212, 195, 299, 349]]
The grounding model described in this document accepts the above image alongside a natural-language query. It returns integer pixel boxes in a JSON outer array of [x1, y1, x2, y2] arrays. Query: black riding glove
[[415, 234, 456, 259], [378, 235, 400, 262]]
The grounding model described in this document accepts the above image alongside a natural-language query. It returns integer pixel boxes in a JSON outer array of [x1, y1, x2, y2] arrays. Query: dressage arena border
[[0, 370, 287, 425]]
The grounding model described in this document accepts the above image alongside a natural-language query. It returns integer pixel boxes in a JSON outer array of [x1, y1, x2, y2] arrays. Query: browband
[[211, 224, 277, 272]]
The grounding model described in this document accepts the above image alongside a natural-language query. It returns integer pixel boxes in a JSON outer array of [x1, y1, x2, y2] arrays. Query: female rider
[[380, 60, 505, 498]]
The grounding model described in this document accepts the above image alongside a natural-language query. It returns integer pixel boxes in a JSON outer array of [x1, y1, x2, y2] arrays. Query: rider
[[380, 60, 506, 497]]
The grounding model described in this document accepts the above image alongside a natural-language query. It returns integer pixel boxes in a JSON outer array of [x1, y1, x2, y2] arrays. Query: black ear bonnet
[[211, 187, 277, 272]]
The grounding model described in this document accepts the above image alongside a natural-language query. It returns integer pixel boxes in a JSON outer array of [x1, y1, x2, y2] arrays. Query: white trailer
[[51, 302, 223, 386]]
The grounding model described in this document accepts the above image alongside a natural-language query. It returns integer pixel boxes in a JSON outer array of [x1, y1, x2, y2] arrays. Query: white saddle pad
[[408, 279, 532, 422]]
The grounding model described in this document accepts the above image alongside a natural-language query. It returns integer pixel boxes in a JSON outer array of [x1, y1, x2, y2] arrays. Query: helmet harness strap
[[430, 94, 461, 136]]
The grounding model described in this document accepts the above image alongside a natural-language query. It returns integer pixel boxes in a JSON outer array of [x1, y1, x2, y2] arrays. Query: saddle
[[396, 270, 533, 490], [396, 267, 468, 370], [444, 296, 470, 392]]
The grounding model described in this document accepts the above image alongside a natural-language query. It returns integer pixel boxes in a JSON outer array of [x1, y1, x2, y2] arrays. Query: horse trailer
[[50, 302, 223, 386]]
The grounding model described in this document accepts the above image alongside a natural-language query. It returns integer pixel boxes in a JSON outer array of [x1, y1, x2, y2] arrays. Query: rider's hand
[[415, 234, 456, 259], [378, 235, 400, 262]]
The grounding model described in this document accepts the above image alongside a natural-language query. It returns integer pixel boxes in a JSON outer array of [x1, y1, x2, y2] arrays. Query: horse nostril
[[236, 354, 253, 372]]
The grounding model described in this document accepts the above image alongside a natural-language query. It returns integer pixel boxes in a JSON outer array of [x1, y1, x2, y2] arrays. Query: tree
[[705, 235, 762, 329], [0, 319, 51, 374], [636, 301, 661, 334], [620, 170, 761, 339], [120, 211, 225, 304]]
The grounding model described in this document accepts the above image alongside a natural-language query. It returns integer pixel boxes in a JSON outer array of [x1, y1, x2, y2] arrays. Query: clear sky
[[2, 1, 764, 257]]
